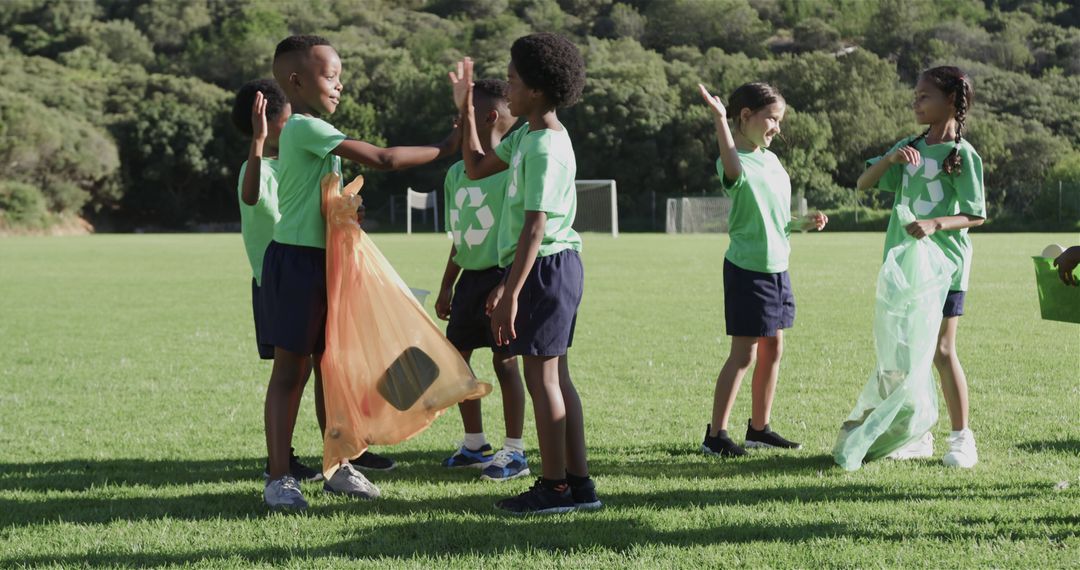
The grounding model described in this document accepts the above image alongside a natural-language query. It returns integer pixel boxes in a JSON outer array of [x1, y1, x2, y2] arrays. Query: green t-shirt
[[720, 148, 792, 274], [274, 114, 346, 249], [494, 123, 582, 268], [869, 136, 986, 291], [237, 158, 281, 285], [443, 160, 508, 270]]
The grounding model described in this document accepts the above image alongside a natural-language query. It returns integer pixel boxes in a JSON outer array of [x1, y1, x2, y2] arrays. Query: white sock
[[503, 437, 525, 454], [463, 432, 487, 450]]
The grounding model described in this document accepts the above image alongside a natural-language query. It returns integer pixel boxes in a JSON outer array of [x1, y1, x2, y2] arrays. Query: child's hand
[[905, 218, 940, 239], [485, 283, 505, 316], [888, 145, 921, 168], [1054, 246, 1080, 286], [698, 83, 727, 121], [804, 211, 829, 231], [449, 58, 473, 113], [489, 293, 518, 347], [435, 287, 453, 320], [251, 91, 267, 143]]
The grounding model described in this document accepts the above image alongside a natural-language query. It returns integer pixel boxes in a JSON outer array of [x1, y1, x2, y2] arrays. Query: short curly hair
[[510, 33, 585, 108], [273, 34, 333, 61], [231, 79, 288, 137], [473, 78, 509, 103]]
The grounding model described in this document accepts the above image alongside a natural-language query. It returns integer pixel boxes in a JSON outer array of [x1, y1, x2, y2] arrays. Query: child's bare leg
[[523, 355, 565, 480], [709, 336, 758, 435], [312, 355, 326, 436], [934, 317, 969, 430], [558, 354, 587, 477], [455, 350, 485, 435], [494, 352, 525, 440], [750, 331, 783, 430], [265, 347, 307, 479], [285, 357, 312, 439]]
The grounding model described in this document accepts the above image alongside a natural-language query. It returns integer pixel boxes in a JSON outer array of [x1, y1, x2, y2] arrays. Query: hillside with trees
[[1, 0, 1078, 231]]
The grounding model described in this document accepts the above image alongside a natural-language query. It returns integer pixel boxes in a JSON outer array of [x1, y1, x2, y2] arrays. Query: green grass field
[[1, 232, 1077, 568]]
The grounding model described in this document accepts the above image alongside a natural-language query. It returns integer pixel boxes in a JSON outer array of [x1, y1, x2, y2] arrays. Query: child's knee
[[934, 341, 956, 366]]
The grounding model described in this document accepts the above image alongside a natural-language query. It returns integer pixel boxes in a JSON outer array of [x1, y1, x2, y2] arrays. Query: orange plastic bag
[[319, 173, 491, 478]]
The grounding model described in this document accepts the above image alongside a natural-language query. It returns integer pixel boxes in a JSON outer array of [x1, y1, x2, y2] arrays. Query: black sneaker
[[263, 447, 324, 482], [744, 420, 802, 449], [702, 424, 747, 457], [569, 477, 603, 511], [495, 478, 575, 515], [350, 450, 397, 471]]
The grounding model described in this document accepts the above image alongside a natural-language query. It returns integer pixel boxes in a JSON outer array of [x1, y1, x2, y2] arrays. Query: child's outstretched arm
[[856, 145, 921, 191], [241, 92, 267, 206], [698, 84, 741, 184], [451, 58, 509, 180], [332, 128, 460, 172]]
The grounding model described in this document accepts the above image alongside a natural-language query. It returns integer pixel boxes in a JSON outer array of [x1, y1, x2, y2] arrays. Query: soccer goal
[[665, 196, 732, 233], [574, 179, 618, 237], [405, 187, 439, 234]]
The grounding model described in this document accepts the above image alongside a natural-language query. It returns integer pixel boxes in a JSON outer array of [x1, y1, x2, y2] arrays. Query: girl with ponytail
[[857, 65, 988, 469]]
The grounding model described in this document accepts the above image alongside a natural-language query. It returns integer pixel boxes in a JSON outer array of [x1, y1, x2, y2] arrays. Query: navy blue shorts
[[447, 267, 508, 352], [506, 249, 583, 357], [943, 290, 965, 318], [260, 241, 327, 356], [251, 278, 274, 360], [723, 258, 795, 337]]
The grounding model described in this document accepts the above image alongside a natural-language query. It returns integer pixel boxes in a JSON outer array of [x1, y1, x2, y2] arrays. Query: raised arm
[[241, 92, 267, 206], [857, 145, 921, 191], [698, 83, 741, 184], [451, 58, 508, 180]]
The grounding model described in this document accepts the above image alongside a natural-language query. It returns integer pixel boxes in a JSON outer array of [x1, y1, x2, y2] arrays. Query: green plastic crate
[[1032, 256, 1080, 324]]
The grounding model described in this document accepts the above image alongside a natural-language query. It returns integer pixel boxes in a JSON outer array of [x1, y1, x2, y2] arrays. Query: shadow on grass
[[3, 510, 1078, 567], [1016, 439, 1080, 456]]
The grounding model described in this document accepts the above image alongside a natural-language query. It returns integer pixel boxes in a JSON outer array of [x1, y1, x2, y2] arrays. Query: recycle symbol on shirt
[[450, 186, 494, 248], [899, 156, 945, 216]]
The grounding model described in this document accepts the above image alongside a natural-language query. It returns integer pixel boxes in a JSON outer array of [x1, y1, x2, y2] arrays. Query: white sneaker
[[324, 462, 381, 499], [887, 432, 935, 460], [264, 475, 308, 511], [943, 429, 978, 468]]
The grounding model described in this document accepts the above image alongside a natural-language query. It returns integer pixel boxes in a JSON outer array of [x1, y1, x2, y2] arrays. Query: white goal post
[[574, 179, 618, 237]]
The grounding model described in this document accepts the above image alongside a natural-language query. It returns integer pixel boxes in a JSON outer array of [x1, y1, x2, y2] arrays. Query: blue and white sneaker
[[442, 443, 495, 468], [480, 449, 530, 482]]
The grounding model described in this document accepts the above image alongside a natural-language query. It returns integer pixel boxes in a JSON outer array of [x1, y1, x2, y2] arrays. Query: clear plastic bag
[[833, 206, 957, 471], [319, 173, 491, 478]]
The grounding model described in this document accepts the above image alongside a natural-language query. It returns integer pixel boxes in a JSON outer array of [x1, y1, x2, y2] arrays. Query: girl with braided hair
[[856, 66, 987, 469]]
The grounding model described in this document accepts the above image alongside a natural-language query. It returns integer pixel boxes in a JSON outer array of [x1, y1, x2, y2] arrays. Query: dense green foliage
[[1, 0, 1078, 230]]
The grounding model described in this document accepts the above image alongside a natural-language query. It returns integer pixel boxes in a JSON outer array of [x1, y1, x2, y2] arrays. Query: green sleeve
[[866, 138, 910, 192], [295, 117, 346, 158], [236, 160, 248, 201], [954, 145, 986, 218], [494, 125, 523, 164], [523, 151, 574, 214], [716, 157, 746, 195]]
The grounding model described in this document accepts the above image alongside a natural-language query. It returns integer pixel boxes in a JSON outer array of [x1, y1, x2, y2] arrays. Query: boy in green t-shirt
[[857, 66, 987, 469], [696, 82, 829, 460], [450, 33, 598, 515], [261, 35, 460, 511], [231, 79, 324, 484], [435, 79, 529, 482]]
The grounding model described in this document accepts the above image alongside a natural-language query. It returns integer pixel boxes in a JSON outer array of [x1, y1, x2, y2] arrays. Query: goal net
[[574, 180, 618, 237], [665, 197, 732, 233]]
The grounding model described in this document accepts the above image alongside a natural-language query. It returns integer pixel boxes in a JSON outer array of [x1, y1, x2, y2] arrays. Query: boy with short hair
[[450, 33, 600, 514], [262, 35, 460, 510], [436, 78, 529, 482]]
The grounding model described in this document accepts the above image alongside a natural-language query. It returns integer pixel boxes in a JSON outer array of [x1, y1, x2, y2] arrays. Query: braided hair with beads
[[906, 66, 974, 175]]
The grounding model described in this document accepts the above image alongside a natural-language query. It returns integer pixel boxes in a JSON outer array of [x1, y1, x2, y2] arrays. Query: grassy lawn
[[0, 231, 1077, 568]]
